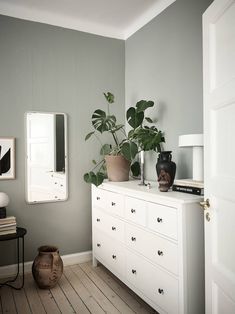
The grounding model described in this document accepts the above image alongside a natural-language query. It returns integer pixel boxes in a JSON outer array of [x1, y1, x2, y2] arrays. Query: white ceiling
[[0, 0, 175, 39]]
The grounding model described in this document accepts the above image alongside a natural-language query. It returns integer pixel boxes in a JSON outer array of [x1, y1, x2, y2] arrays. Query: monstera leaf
[[135, 127, 165, 151], [131, 161, 140, 177], [136, 100, 154, 113], [126, 107, 144, 129], [121, 142, 138, 161], [103, 92, 114, 104], [92, 110, 116, 133], [126, 100, 155, 129], [83, 171, 105, 186]]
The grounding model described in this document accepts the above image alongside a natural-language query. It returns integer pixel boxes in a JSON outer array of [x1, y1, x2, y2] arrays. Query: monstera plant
[[84, 92, 164, 186], [127, 101, 165, 153]]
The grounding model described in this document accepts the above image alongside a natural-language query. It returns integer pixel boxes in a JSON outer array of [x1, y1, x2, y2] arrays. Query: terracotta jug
[[32, 245, 63, 289]]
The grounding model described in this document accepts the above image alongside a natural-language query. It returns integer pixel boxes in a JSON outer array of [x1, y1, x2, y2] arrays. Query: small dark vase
[[156, 151, 176, 192]]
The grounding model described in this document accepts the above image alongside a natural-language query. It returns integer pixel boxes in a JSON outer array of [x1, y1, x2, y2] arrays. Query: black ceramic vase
[[156, 151, 176, 192]]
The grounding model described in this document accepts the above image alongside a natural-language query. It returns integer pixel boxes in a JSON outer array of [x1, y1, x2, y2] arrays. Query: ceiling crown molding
[[0, 0, 176, 40], [124, 0, 176, 39]]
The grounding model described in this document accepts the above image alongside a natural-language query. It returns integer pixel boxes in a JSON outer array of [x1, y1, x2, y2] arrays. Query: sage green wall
[[0, 0, 212, 265], [125, 0, 212, 180], [0, 15, 125, 265]]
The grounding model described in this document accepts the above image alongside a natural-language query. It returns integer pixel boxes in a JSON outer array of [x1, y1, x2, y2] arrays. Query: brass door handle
[[200, 199, 210, 210]]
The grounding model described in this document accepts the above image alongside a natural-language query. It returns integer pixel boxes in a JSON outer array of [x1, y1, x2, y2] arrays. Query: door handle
[[200, 198, 210, 210]]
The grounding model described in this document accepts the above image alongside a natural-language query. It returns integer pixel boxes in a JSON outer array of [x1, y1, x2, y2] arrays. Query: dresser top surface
[[97, 180, 203, 204]]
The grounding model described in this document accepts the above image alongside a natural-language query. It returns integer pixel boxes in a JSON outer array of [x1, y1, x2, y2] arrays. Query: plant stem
[[91, 159, 105, 171], [111, 131, 119, 147], [98, 162, 105, 173], [120, 126, 127, 137], [94, 133, 103, 148]]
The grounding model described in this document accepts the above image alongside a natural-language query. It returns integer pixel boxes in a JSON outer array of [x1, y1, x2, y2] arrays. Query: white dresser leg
[[92, 256, 98, 267]]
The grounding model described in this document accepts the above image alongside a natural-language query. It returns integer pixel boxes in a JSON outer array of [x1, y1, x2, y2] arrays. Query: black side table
[[0, 227, 27, 290]]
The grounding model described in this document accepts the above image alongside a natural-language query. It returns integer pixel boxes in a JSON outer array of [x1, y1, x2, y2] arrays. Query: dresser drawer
[[125, 223, 178, 275], [93, 229, 110, 262], [125, 196, 147, 226], [93, 208, 125, 242], [93, 188, 124, 217], [106, 191, 125, 217], [147, 203, 178, 240], [106, 241, 125, 277], [126, 250, 178, 314], [93, 229, 125, 277], [92, 188, 107, 208]]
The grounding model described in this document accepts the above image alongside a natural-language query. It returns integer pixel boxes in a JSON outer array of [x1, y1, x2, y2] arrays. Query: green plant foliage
[[126, 107, 144, 129], [92, 110, 116, 133], [103, 92, 114, 104], [132, 127, 165, 151], [121, 142, 138, 161], [145, 117, 153, 123], [100, 144, 112, 156], [83, 171, 105, 186], [136, 100, 154, 113], [85, 131, 95, 141], [111, 124, 124, 132], [84, 92, 165, 186], [127, 129, 134, 138], [131, 161, 141, 177]]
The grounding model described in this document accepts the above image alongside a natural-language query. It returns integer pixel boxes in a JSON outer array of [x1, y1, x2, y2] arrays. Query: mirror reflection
[[26, 112, 68, 203]]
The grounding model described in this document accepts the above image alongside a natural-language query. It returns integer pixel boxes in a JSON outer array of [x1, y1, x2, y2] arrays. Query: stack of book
[[0, 216, 17, 236], [173, 179, 204, 196]]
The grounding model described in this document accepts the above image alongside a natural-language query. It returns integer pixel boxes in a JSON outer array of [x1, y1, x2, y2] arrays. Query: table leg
[[22, 235, 25, 288], [0, 236, 25, 290]]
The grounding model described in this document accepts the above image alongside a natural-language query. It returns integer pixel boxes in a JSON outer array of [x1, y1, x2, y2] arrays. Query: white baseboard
[[0, 250, 92, 279], [61, 251, 92, 266]]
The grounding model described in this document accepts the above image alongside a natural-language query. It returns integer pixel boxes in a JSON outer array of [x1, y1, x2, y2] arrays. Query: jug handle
[[51, 252, 60, 269]]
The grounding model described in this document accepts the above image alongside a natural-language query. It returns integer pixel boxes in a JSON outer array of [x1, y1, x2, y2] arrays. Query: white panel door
[[203, 1, 235, 313]]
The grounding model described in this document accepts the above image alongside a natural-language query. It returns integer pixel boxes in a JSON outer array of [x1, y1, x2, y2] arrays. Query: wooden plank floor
[[0, 262, 158, 314]]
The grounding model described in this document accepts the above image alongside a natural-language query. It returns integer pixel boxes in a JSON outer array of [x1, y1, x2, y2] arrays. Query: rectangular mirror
[[25, 112, 68, 203]]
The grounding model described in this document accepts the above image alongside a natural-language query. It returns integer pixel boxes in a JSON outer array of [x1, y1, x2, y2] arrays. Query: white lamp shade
[[179, 134, 203, 147], [0, 192, 10, 207]]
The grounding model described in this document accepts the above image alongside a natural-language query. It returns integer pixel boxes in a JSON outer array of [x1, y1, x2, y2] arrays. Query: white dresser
[[92, 181, 204, 314]]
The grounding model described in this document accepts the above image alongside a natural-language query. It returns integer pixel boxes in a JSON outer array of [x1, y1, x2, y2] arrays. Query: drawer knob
[[157, 217, 163, 223], [158, 288, 164, 295], [96, 196, 100, 200], [112, 226, 116, 231], [131, 237, 136, 242], [132, 269, 137, 274], [96, 218, 100, 222], [157, 250, 163, 256], [111, 202, 116, 206], [97, 243, 101, 247], [131, 208, 136, 213], [112, 255, 116, 259]]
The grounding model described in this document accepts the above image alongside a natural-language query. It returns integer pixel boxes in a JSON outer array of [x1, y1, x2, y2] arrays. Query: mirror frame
[[25, 111, 68, 204]]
